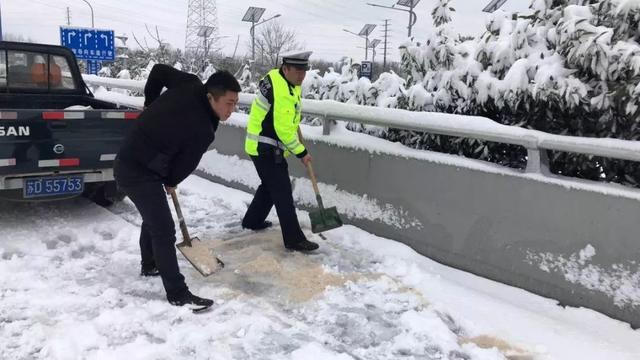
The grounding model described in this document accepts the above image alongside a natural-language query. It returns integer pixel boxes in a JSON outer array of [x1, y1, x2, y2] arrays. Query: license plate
[[23, 175, 84, 199]]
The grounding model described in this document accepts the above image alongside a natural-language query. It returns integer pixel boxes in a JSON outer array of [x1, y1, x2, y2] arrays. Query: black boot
[[285, 239, 319, 252], [242, 220, 273, 231], [167, 291, 214, 308], [140, 264, 160, 277]]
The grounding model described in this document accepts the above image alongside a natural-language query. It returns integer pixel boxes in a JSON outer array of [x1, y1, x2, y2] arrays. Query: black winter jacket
[[116, 64, 219, 187]]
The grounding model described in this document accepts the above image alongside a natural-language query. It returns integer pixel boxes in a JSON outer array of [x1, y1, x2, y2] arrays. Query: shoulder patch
[[259, 79, 272, 97]]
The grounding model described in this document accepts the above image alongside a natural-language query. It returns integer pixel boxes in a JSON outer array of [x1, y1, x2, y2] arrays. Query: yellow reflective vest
[[245, 68, 306, 157]]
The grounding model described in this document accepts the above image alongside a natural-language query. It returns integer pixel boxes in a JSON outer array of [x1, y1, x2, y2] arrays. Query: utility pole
[[66, 7, 72, 26], [381, 19, 390, 71]]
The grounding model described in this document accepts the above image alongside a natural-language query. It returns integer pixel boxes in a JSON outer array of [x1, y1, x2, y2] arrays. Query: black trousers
[[114, 161, 188, 299], [242, 152, 306, 247]]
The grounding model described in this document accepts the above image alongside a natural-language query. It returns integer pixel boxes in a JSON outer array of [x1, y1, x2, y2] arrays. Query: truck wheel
[[83, 181, 126, 207]]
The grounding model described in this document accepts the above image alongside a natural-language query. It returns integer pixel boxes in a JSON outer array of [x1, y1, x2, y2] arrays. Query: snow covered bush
[[386, 0, 640, 186]]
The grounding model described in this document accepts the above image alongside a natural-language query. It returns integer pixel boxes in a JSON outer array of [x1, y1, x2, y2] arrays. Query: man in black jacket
[[114, 64, 240, 308]]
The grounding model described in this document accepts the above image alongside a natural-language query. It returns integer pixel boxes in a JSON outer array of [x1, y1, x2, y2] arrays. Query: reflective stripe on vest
[[246, 133, 286, 151]]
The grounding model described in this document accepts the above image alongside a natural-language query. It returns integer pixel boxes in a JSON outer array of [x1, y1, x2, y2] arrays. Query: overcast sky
[[1, 0, 530, 63]]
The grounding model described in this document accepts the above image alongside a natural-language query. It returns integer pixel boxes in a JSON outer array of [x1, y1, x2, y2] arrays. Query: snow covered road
[[1, 176, 639, 360]]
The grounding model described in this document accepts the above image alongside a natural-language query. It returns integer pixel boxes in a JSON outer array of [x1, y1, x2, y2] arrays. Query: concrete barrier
[[199, 121, 640, 328]]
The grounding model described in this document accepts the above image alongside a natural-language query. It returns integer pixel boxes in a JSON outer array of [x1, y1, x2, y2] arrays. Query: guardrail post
[[526, 147, 550, 174], [322, 116, 331, 135]]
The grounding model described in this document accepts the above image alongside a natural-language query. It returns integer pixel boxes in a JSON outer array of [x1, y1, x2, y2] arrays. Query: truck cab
[[0, 41, 138, 203]]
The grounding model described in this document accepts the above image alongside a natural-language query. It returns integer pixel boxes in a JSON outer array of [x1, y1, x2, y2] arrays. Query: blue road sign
[[87, 60, 102, 75], [360, 61, 373, 79], [59, 27, 115, 61]]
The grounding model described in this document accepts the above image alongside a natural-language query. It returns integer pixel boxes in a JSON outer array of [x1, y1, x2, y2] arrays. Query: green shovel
[[305, 162, 343, 233]]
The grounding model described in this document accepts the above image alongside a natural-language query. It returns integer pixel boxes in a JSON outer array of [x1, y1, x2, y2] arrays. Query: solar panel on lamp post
[[242, 7, 280, 72], [368, 38, 381, 63], [242, 7, 266, 63], [367, 0, 420, 37], [197, 26, 215, 61], [357, 24, 376, 60]]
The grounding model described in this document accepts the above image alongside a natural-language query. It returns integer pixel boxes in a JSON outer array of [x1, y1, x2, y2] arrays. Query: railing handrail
[[84, 75, 640, 173]]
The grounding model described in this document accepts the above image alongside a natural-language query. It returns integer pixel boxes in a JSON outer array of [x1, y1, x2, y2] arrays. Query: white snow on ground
[[198, 150, 422, 231], [2, 176, 639, 360], [200, 147, 640, 316]]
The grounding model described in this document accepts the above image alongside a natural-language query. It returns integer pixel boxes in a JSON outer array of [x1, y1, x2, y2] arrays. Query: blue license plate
[[23, 176, 84, 198]]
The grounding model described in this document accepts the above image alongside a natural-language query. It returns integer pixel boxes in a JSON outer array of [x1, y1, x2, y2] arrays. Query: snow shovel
[[169, 190, 224, 276], [305, 162, 343, 233]]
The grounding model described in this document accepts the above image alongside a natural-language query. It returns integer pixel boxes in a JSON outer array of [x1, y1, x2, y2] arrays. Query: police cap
[[281, 50, 313, 70]]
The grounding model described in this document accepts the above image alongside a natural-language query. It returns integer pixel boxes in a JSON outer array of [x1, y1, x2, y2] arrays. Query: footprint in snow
[[43, 233, 76, 250]]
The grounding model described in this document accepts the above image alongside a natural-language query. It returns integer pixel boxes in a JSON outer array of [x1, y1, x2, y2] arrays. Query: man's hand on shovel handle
[[164, 185, 176, 195], [301, 154, 313, 167]]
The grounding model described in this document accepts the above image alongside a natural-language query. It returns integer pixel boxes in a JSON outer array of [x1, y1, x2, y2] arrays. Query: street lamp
[[241, 7, 281, 63], [367, 0, 420, 37], [197, 26, 215, 61], [79, 0, 95, 27], [368, 38, 381, 64], [343, 24, 376, 61], [252, 14, 281, 59]]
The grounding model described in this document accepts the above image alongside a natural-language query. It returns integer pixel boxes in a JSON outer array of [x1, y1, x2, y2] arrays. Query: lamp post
[[242, 7, 281, 65], [250, 14, 281, 62], [80, 0, 95, 27], [369, 38, 381, 64], [343, 24, 376, 61], [197, 26, 215, 63], [367, 0, 420, 37]]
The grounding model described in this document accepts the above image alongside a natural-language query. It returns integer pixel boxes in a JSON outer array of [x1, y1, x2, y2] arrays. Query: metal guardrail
[[84, 75, 640, 175]]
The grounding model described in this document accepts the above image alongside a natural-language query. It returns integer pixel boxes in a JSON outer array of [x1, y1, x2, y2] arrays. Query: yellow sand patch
[[461, 335, 534, 360]]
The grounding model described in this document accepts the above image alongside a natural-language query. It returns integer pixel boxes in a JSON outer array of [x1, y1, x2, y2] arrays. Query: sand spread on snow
[[194, 229, 362, 302]]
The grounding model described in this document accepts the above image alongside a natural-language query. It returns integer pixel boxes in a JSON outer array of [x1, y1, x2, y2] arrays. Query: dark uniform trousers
[[114, 161, 188, 300], [242, 150, 306, 247]]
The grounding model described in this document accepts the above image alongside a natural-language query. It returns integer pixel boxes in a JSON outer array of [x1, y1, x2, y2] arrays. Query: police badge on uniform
[[259, 79, 272, 97]]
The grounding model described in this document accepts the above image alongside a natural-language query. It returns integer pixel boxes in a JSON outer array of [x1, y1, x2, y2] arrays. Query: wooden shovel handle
[[306, 162, 321, 196], [170, 190, 192, 246]]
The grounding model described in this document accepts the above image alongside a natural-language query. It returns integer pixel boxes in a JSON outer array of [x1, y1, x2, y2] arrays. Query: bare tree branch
[[253, 21, 301, 67], [145, 24, 164, 49], [131, 32, 148, 52]]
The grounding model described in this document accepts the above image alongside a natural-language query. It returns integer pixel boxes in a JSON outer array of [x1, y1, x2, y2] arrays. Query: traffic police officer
[[241, 51, 319, 252], [114, 64, 241, 308]]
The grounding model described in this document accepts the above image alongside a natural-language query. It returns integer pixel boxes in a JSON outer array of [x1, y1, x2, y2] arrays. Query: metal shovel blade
[[176, 236, 224, 277], [309, 206, 343, 234]]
